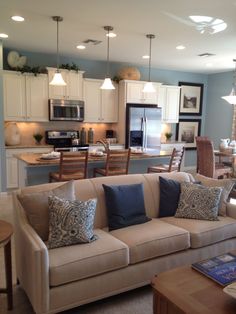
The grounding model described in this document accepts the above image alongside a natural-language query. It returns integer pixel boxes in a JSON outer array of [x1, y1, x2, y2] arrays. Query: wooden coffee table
[[152, 265, 236, 314]]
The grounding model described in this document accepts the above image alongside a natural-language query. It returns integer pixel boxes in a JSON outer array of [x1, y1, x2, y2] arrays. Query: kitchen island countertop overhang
[[16, 150, 175, 187]]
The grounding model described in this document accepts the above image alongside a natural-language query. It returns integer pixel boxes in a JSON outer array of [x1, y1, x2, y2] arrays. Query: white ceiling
[[1, 0, 236, 74]]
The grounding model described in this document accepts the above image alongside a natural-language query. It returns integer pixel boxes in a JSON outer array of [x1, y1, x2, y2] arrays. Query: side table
[[0, 219, 13, 310]]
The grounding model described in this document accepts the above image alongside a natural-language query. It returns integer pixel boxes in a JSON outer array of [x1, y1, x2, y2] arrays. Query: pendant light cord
[[146, 34, 155, 82], [233, 59, 236, 87], [148, 36, 152, 82], [56, 19, 59, 71], [106, 28, 110, 77]]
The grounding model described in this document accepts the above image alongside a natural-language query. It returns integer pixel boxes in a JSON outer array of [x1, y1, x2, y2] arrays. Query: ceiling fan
[[163, 12, 227, 34]]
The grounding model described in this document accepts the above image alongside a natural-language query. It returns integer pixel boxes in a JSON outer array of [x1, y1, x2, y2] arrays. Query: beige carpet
[[0, 194, 152, 314]]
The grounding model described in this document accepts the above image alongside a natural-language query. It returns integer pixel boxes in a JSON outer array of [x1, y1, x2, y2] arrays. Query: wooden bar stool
[[147, 147, 185, 173], [49, 151, 89, 182], [93, 149, 131, 177], [0, 220, 13, 310]]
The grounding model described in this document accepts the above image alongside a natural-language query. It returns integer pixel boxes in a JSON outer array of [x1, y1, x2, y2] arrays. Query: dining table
[[214, 149, 236, 176]]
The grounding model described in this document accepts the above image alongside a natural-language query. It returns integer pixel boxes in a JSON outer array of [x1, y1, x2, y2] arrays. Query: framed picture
[[178, 82, 204, 115], [176, 119, 201, 150]]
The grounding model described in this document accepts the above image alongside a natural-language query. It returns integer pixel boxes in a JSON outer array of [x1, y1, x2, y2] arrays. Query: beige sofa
[[13, 172, 236, 314]]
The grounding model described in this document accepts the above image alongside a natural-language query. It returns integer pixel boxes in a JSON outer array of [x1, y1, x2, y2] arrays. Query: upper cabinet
[[83, 79, 118, 123], [3, 71, 48, 122], [158, 85, 181, 123], [47, 67, 84, 100], [124, 80, 161, 104]]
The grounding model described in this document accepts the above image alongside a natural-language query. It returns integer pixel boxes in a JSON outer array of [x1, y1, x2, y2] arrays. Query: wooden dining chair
[[93, 148, 131, 177], [147, 147, 185, 173], [195, 136, 209, 173], [196, 138, 231, 179], [49, 151, 89, 182]]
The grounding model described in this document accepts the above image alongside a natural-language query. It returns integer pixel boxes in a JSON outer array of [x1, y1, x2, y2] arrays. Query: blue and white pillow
[[48, 196, 98, 249], [175, 182, 222, 221]]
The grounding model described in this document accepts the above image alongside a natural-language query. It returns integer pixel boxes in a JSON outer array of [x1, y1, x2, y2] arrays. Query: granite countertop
[[15, 151, 172, 166]]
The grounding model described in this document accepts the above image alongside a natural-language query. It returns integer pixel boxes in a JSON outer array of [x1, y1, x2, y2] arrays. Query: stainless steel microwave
[[49, 99, 84, 121]]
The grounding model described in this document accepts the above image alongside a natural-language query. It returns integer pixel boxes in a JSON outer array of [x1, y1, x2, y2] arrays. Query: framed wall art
[[176, 119, 201, 150], [178, 82, 204, 115]]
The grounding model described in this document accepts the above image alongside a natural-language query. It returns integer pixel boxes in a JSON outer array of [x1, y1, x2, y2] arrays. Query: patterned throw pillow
[[48, 196, 98, 249], [175, 182, 222, 221], [195, 174, 235, 216]]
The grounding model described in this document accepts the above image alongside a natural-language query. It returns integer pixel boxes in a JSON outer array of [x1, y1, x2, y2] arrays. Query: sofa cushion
[[159, 176, 181, 217], [195, 174, 234, 216], [49, 229, 129, 287], [103, 183, 151, 231], [175, 182, 222, 221], [162, 216, 236, 248], [110, 219, 190, 264], [17, 181, 75, 241], [48, 196, 98, 249]]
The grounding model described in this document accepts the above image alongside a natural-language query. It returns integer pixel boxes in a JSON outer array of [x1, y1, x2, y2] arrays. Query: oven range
[[45, 130, 89, 152]]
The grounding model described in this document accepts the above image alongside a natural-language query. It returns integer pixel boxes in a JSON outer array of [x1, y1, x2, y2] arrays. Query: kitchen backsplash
[[4, 122, 114, 146]]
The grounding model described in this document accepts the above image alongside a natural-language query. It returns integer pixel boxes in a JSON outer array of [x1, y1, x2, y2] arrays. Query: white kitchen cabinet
[[47, 67, 84, 100], [3, 71, 48, 122], [3, 71, 26, 121], [6, 147, 52, 189], [158, 85, 180, 123], [125, 80, 161, 104], [25, 75, 48, 121], [83, 79, 118, 123]]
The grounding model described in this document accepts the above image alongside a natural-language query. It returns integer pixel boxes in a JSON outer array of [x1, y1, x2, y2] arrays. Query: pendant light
[[143, 34, 156, 93], [101, 26, 115, 90], [49, 16, 66, 86], [222, 59, 236, 104]]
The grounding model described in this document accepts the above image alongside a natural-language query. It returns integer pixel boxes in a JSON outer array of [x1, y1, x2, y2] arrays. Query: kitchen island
[[16, 150, 173, 187]]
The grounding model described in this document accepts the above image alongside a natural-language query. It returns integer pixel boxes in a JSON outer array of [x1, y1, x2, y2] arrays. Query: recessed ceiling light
[[176, 45, 186, 50], [11, 15, 24, 22], [106, 32, 117, 38], [76, 45, 86, 50], [0, 33, 8, 38], [142, 55, 150, 59]]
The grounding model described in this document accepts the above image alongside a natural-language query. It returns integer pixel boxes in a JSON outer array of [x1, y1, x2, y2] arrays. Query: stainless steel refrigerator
[[125, 104, 162, 151]]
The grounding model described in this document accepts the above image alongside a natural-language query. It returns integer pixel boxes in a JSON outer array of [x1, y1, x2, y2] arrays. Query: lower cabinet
[[6, 147, 52, 189]]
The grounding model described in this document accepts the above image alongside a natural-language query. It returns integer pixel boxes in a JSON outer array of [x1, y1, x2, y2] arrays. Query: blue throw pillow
[[159, 176, 181, 217], [103, 183, 151, 231]]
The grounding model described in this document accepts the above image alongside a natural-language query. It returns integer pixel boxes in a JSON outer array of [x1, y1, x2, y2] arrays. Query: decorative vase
[[118, 67, 141, 80], [219, 138, 230, 151], [4, 122, 21, 146]]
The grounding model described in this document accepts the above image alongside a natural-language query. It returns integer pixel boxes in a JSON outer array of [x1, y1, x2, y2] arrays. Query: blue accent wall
[[2, 47, 212, 168], [205, 71, 234, 148]]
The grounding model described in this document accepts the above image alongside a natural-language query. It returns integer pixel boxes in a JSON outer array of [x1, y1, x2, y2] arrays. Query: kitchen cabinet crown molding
[[46, 67, 85, 74]]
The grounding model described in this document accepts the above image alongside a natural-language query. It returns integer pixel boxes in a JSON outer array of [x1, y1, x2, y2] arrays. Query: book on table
[[192, 252, 236, 286]]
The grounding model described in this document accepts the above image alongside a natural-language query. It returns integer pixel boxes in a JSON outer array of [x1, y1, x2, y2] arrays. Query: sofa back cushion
[[16, 172, 194, 232], [18, 180, 76, 241], [90, 174, 154, 228], [143, 172, 194, 217]]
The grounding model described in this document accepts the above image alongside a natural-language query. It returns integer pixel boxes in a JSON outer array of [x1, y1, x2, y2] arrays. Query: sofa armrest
[[226, 202, 236, 219], [13, 193, 50, 314]]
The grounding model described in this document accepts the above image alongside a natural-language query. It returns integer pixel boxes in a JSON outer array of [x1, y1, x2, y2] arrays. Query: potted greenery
[[165, 132, 173, 142], [33, 133, 43, 145]]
